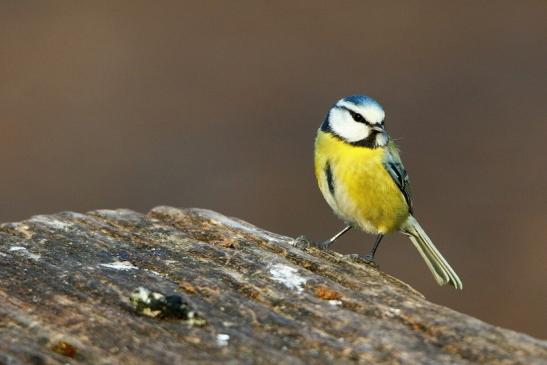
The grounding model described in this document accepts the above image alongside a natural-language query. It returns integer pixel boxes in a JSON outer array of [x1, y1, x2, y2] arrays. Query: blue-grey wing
[[383, 145, 413, 214]]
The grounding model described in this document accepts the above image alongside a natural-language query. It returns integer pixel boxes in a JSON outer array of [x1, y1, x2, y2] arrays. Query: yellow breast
[[314, 131, 409, 234]]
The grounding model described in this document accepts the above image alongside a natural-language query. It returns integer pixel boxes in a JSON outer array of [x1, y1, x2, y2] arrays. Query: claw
[[345, 253, 379, 268], [292, 236, 312, 249], [292, 236, 332, 250], [313, 240, 332, 250], [345, 253, 361, 260], [363, 254, 374, 262]]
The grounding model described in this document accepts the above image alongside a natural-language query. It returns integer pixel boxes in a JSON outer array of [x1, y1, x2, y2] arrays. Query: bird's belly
[[332, 157, 409, 234]]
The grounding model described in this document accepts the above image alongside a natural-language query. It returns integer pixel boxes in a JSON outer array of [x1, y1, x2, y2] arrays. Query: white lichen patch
[[143, 268, 164, 277], [269, 263, 307, 293], [8, 246, 41, 261], [328, 300, 343, 306], [99, 261, 138, 271], [132, 287, 153, 303], [386, 307, 402, 317], [216, 333, 230, 347], [29, 215, 73, 231]]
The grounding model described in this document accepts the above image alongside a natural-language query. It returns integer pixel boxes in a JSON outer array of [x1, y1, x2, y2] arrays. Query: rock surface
[[0, 207, 545, 365]]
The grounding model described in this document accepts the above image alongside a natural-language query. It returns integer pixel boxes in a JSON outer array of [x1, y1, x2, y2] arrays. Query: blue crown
[[341, 95, 383, 110]]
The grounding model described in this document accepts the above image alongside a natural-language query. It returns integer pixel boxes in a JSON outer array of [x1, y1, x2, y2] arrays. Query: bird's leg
[[345, 234, 384, 267], [316, 225, 352, 249], [293, 225, 351, 250], [363, 234, 384, 262]]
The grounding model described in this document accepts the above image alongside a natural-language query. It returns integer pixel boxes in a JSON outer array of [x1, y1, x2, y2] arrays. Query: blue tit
[[313, 94, 462, 289]]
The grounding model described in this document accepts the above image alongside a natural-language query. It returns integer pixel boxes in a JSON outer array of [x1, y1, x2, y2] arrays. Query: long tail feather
[[401, 216, 463, 289]]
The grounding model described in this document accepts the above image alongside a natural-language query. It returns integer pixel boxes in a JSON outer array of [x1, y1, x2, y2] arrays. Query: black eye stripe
[[350, 111, 364, 122], [337, 106, 374, 126]]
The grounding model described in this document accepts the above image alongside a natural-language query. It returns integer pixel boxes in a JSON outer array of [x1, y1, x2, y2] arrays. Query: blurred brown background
[[1, 1, 546, 338]]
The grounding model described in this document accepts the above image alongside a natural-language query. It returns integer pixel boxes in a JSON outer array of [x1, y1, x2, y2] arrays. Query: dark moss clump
[[129, 287, 206, 325]]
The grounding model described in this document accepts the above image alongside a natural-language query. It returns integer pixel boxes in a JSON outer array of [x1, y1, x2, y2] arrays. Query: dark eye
[[351, 112, 364, 122]]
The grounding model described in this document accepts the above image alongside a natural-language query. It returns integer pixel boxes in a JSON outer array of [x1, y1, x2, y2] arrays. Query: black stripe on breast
[[325, 162, 335, 196]]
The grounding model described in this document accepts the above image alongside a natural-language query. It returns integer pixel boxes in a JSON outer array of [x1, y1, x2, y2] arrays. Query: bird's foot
[[292, 236, 312, 249], [292, 236, 331, 250], [345, 253, 379, 268]]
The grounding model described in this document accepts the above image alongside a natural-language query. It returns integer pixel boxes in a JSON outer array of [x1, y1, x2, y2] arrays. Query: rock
[[0, 206, 545, 365]]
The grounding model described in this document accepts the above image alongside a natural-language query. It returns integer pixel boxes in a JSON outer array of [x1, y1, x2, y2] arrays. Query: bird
[[312, 94, 462, 289]]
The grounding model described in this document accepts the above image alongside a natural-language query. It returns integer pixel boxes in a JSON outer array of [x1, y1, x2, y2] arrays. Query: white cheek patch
[[329, 108, 370, 142]]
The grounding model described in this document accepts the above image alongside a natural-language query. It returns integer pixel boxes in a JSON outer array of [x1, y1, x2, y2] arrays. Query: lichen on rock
[[0, 206, 545, 365]]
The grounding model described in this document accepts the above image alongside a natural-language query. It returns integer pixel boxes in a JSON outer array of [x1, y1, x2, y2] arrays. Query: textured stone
[[0, 207, 545, 365]]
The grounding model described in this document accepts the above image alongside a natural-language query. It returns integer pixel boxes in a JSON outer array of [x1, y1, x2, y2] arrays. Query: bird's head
[[321, 95, 387, 148]]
